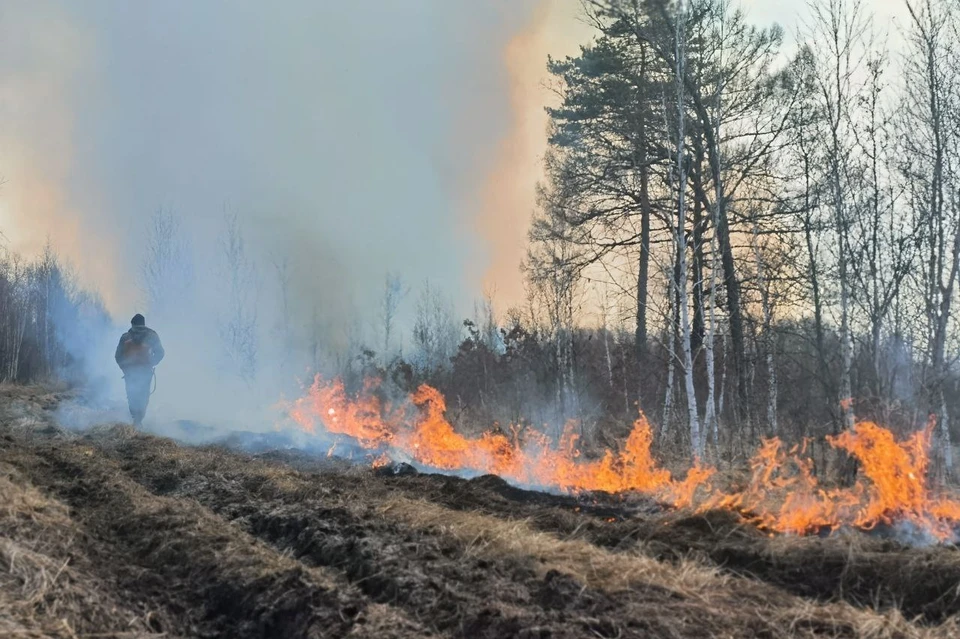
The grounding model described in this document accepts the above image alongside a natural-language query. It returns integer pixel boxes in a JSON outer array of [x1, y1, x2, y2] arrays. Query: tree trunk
[[800, 133, 836, 430], [662, 276, 677, 438], [837, 203, 855, 432], [602, 305, 614, 387], [635, 53, 652, 407], [703, 231, 718, 448], [673, 2, 702, 458], [708, 138, 746, 421], [691, 180, 706, 355], [752, 224, 777, 436]]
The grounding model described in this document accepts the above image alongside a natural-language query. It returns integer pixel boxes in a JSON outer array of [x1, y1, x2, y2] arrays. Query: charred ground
[[2, 386, 960, 639]]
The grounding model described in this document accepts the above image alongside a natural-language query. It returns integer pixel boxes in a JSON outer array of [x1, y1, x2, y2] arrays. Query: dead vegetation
[[1, 386, 960, 638], [0, 461, 164, 639]]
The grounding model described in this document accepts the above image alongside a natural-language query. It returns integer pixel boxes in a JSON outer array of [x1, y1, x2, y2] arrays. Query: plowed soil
[[2, 385, 960, 638]]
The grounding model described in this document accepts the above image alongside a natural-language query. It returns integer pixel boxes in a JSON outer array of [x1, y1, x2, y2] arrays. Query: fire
[[702, 421, 960, 539], [283, 375, 960, 541], [285, 375, 707, 500]]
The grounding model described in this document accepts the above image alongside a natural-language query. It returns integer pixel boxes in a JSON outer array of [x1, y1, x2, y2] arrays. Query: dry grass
[[0, 381, 71, 399], [0, 419, 448, 639], [378, 492, 721, 595], [378, 494, 960, 639], [0, 463, 162, 638]]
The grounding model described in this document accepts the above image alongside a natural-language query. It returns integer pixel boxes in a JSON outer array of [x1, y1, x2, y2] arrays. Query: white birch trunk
[[661, 276, 676, 438], [601, 298, 614, 387], [703, 279, 718, 447], [703, 14, 725, 452], [673, 1, 702, 458]]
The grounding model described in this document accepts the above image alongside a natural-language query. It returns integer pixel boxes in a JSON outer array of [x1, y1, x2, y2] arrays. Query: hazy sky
[[761, 0, 911, 27], [0, 0, 918, 320], [0, 1, 546, 318]]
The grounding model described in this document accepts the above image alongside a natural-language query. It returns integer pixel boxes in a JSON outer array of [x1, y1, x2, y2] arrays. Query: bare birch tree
[[901, 0, 960, 478], [850, 49, 915, 399], [378, 272, 405, 364], [806, 0, 870, 432], [140, 207, 193, 320], [751, 217, 778, 435], [671, 0, 703, 457], [412, 280, 460, 373], [219, 212, 259, 383]]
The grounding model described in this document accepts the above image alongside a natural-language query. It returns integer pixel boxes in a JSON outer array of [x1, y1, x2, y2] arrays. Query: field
[[2, 386, 960, 638]]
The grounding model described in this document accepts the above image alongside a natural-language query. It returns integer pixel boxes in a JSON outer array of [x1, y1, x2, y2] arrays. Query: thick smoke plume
[[0, 1, 550, 430]]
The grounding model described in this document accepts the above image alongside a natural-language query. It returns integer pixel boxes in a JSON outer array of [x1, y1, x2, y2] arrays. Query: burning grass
[[4, 385, 960, 637], [66, 425, 960, 636], [285, 376, 960, 542]]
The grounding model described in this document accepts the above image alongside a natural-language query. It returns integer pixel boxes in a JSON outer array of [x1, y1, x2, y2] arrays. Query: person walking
[[115, 314, 164, 426]]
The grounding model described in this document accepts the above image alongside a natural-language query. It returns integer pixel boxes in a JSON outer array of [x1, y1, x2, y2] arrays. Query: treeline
[[347, 284, 941, 465], [510, 0, 960, 475], [0, 243, 110, 384], [340, 0, 960, 479]]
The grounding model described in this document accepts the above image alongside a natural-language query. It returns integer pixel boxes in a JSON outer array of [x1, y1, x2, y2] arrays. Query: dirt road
[[2, 385, 959, 638]]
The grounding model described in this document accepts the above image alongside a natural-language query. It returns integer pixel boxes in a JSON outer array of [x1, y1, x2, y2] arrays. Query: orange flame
[[699, 421, 960, 539], [286, 375, 709, 501], [284, 376, 960, 541]]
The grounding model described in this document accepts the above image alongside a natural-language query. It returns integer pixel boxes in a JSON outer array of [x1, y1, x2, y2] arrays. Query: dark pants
[[124, 367, 153, 425]]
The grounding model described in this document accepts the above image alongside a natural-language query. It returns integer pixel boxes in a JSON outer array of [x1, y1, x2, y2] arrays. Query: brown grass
[[0, 462, 163, 638], [379, 493, 720, 594], [378, 494, 960, 639]]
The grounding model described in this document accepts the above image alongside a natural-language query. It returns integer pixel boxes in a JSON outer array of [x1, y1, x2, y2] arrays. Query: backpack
[[120, 332, 153, 368]]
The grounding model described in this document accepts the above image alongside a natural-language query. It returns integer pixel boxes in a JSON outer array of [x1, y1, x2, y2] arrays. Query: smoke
[[0, 1, 555, 431], [474, 0, 595, 308]]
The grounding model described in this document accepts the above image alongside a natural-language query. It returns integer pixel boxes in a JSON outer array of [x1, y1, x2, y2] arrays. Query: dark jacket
[[115, 325, 165, 371]]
